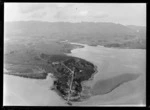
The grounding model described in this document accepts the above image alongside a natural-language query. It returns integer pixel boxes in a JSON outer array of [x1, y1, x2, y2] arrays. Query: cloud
[[19, 3, 47, 13], [54, 9, 108, 22], [55, 3, 70, 8], [79, 10, 88, 16], [88, 11, 109, 19], [5, 3, 146, 26], [29, 11, 47, 18], [18, 3, 72, 14]]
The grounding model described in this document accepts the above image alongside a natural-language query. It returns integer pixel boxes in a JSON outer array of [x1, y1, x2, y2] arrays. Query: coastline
[[4, 73, 67, 106], [77, 63, 98, 102], [4, 41, 145, 106], [67, 41, 98, 85], [66, 42, 99, 101], [49, 54, 97, 103], [69, 41, 146, 50]]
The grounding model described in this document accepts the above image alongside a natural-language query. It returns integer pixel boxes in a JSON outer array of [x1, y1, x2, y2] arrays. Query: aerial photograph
[[3, 3, 146, 106]]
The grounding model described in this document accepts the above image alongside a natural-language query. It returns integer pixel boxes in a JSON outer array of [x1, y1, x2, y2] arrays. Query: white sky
[[4, 3, 146, 26]]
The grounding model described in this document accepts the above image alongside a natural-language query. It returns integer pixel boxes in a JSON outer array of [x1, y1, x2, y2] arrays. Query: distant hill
[[4, 21, 146, 79], [127, 25, 146, 32], [127, 25, 146, 38], [4, 21, 146, 49]]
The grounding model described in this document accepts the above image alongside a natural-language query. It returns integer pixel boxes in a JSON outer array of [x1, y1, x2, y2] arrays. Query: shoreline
[[79, 61, 98, 101], [68, 41, 146, 50], [48, 52, 97, 104], [66, 41, 99, 101]]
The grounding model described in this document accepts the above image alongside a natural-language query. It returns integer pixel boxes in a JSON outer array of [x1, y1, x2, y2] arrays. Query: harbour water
[[3, 73, 67, 106], [67, 42, 146, 106], [3, 42, 146, 106]]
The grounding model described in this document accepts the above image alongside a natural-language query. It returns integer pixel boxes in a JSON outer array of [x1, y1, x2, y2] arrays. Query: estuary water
[[3, 73, 67, 106], [3, 42, 146, 106], [67, 42, 146, 106]]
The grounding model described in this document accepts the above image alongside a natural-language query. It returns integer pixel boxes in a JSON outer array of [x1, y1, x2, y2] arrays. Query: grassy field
[[4, 35, 84, 79]]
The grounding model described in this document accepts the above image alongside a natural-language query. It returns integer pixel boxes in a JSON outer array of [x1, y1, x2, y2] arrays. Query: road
[[61, 62, 75, 105]]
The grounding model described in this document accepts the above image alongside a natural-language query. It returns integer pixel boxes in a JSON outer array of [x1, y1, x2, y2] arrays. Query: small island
[[48, 55, 96, 105]]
